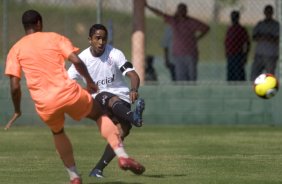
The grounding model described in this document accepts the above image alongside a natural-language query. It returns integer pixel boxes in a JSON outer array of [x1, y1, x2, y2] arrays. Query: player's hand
[[4, 112, 21, 130], [86, 82, 99, 94], [130, 90, 139, 104]]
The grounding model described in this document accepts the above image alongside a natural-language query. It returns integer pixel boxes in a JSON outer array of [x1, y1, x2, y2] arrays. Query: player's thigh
[[37, 109, 65, 133], [37, 90, 93, 133], [65, 89, 93, 121], [95, 91, 116, 108], [94, 92, 117, 119]]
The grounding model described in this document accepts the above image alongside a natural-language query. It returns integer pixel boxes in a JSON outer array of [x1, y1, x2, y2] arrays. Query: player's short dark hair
[[22, 10, 42, 29], [89, 24, 108, 38]]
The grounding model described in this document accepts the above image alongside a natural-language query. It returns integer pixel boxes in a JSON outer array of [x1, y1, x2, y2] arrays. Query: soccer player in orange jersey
[[5, 10, 144, 184]]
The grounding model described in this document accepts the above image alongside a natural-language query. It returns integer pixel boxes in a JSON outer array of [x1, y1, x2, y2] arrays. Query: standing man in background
[[250, 5, 279, 81], [145, 1, 210, 81], [224, 10, 250, 81], [145, 55, 158, 81]]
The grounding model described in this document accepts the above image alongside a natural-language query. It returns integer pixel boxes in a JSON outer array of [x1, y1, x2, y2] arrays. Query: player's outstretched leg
[[132, 98, 145, 127], [89, 123, 131, 178], [96, 116, 145, 175]]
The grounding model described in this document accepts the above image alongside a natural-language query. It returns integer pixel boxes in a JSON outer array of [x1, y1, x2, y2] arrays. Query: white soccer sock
[[114, 147, 129, 158], [66, 166, 79, 180]]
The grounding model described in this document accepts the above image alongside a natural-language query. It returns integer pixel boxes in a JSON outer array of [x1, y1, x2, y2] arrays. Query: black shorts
[[95, 91, 131, 125]]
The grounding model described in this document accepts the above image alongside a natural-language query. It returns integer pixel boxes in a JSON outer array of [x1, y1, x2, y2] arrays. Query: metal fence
[[0, 0, 281, 83], [1, 0, 282, 125]]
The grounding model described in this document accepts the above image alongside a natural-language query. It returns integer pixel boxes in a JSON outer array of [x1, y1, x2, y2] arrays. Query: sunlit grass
[[0, 125, 282, 184]]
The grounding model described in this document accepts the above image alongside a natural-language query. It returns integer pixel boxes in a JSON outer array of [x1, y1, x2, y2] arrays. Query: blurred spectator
[[161, 25, 176, 81], [250, 5, 279, 81], [224, 11, 250, 81], [146, 2, 210, 81], [145, 55, 158, 81]]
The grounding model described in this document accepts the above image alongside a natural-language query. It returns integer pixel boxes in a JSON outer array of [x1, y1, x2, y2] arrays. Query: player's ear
[[36, 20, 43, 31], [88, 37, 91, 44]]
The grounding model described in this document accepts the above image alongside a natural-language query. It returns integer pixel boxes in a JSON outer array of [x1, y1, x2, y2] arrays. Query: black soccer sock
[[94, 144, 116, 170], [111, 100, 133, 123]]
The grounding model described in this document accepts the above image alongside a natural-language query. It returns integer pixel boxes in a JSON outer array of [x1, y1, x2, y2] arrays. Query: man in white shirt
[[68, 24, 145, 178]]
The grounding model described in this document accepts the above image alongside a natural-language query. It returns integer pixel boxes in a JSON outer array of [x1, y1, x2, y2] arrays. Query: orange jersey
[[5, 32, 82, 113]]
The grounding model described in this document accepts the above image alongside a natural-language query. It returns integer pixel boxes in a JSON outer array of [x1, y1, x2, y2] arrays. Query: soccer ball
[[253, 73, 279, 99]]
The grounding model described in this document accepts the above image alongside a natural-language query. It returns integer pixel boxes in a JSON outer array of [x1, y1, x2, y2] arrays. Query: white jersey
[[68, 44, 134, 103]]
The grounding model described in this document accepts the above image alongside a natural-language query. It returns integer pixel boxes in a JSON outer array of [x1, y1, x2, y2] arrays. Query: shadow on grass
[[87, 182, 142, 184], [143, 174, 186, 178], [86, 174, 186, 184]]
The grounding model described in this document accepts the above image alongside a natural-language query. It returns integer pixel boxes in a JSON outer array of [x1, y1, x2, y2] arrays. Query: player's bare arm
[[68, 53, 99, 94], [197, 27, 210, 41], [145, 1, 167, 17], [126, 70, 140, 103], [5, 76, 22, 130]]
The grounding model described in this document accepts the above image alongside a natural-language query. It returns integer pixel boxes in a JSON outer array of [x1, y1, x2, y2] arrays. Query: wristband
[[130, 88, 138, 92]]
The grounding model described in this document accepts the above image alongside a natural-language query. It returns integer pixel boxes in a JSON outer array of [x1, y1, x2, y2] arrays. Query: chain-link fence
[[0, 0, 281, 83], [146, 0, 281, 83], [0, 0, 281, 125]]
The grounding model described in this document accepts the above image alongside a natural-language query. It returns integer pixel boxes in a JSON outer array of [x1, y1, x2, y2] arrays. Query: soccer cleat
[[89, 168, 104, 178], [118, 157, 145, 175], [70, 177, 82, 184], [132, 98, 145, 127]]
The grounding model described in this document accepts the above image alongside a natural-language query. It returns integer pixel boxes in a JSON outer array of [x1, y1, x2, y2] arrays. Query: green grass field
[[1, 125, 282, 184]]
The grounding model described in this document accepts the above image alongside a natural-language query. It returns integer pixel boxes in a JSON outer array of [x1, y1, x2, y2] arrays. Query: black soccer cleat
[[132, 98, 145, 127], [89, 168, 104, 178]]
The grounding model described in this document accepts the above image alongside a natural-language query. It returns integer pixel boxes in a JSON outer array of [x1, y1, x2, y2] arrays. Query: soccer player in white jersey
[[68, 24, 145, 178]]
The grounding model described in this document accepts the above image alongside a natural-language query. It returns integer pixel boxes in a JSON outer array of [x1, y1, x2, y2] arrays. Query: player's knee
[[121, 129, 130, 138], [120, 123, 132, 138], [52, 128, 64, 135]]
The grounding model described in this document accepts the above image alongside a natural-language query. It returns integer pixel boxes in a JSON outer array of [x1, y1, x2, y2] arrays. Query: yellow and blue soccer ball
[[253, 73, 279, 99]]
